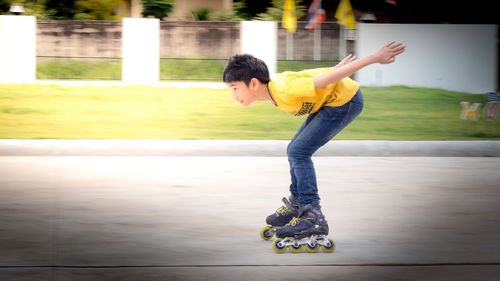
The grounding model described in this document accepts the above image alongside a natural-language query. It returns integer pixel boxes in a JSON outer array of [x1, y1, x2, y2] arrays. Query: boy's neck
[[256, 83, 276, 106]]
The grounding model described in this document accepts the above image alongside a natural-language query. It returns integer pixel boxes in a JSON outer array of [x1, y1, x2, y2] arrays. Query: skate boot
[[272, 203, 335, 254], [259, 196, 299, 240]]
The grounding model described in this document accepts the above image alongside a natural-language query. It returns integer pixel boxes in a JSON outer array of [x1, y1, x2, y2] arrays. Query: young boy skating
[[223, 42, 406, 253]]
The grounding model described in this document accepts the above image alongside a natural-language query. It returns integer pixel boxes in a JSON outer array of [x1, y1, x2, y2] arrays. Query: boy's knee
[[287, 141, 310, 161]]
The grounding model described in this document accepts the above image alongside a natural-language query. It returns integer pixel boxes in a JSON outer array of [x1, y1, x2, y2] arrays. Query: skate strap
[[281, 197, 291, 206], [275, 198, 295, 216]]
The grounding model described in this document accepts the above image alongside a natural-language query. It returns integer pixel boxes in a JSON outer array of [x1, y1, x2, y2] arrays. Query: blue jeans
[[288, 89, 364, 206]]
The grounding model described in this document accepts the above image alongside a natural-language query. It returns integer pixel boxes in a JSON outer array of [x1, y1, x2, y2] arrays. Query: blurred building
[[119, 0, 233, 20]]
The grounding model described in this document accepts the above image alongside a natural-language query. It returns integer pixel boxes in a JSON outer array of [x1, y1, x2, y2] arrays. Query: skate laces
[[275, 197, 296, 216], [275, 205, 293, 216], [288, 217, 299, 226]]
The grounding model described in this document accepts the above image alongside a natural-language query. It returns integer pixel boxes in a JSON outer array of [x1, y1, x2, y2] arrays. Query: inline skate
[[259, 196, 299, 240], [272, 203, 335, 253]]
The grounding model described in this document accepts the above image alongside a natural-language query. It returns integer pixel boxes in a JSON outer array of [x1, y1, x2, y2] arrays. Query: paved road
[[1, 156, 500, 281]]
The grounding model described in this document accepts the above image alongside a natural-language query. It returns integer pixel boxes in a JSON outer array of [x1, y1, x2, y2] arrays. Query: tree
[[230, 0, 257, 20], [74, 0, 124, 20], [141, 0, 174, 20], [45, 0, 78, 20], [233, 0, 271, 19], [190, 7, 210, 21], [0, 0, 10, 14], [208, 1, 254, 21]]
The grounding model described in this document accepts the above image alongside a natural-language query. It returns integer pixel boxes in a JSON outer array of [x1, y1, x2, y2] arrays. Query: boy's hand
[[373, 42, 406, 64], [333, 54, 359, 69], [314, 41, 405, 88]]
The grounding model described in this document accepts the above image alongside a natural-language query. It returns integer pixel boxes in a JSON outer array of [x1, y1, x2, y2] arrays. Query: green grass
[[0, 85, 498, 140], [37, 58, 339, 81], [37, 58, 122, 80], [37, 58, 228, 81], [159, 59, 227, 81]]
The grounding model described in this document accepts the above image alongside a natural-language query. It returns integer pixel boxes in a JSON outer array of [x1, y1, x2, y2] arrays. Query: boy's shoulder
[[273, 67, 332, 81], [271, 67, 331, 92]]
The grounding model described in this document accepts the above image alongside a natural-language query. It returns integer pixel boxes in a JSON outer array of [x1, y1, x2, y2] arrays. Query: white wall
[[0, 16, 36, 83], [356, 24, 497, 93], [240, 21, 277, 76]]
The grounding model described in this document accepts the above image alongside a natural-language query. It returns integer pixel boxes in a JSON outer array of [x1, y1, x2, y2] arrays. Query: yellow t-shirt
[[268, 68, 359, 116]]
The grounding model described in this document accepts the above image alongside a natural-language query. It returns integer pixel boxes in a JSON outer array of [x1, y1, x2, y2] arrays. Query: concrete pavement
[[1, 155, 499, 280]]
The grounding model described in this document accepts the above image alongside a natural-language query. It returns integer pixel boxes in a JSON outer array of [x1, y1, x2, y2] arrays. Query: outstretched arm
[[314, 41, 406, 88]]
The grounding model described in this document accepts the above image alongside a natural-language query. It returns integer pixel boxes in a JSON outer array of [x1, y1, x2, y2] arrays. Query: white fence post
[[285, 32, 294, 60], [240, 21, 277, 76], [0, 15, 36, 83], [314, 25, 322, 61], [122, 18, 159, 84]]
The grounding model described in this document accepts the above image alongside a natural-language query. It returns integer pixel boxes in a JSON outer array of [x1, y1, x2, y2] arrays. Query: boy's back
[[269, 68, 359, 116]]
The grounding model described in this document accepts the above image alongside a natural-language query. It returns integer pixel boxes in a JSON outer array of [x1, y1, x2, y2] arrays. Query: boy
[[223, 42, 406, 251]]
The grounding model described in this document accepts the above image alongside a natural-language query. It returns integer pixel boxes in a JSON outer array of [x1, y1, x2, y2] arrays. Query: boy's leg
[[288, 90, 364, 206], [288, 114, 316, 199]]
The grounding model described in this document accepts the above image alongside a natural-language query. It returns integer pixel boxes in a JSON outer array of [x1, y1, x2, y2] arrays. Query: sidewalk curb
[[0, 140, 499, 157]]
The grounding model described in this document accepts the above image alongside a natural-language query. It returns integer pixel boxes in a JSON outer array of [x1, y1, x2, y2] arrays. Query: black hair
[[222, 54, 270, 85]]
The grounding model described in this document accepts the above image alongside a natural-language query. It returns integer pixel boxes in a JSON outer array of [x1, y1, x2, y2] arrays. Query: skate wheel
[[304, 241, 320, 253], [272, 238, 287, 254], [289, 242, 303, 254], [259, 225, 274, 240], [321, 238, 336, 253]]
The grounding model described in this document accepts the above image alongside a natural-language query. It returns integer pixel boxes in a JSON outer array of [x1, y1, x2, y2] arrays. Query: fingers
[[348, 53, 359, 60], [392, 43, 405, 51], [387, 42, 406, 57], [389, 42, 405, 51], [375, 42, 405, 64], [338, 53, 358, 67], [386, 41, 396, 47], [342, 53, 353, 62], [384, 42, 404, 50], [346, 56, 358, 65], [393, 48, 405, 57], [392, 46, 406, 58]]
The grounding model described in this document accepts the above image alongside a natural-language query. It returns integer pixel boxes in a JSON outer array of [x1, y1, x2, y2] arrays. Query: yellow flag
[[335, 0, 356, 29], [282, 0, 297, 33]]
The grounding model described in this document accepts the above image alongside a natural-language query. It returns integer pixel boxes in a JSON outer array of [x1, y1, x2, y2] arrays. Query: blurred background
[[0, 0, 498, 140], [0, 0, 498, 81]]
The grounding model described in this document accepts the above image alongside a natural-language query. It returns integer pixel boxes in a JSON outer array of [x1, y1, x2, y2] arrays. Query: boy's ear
[[250, 78, 260, 90]]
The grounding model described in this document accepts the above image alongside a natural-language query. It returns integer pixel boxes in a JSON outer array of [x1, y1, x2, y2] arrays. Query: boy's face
[[227, 80, 255, 107]]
